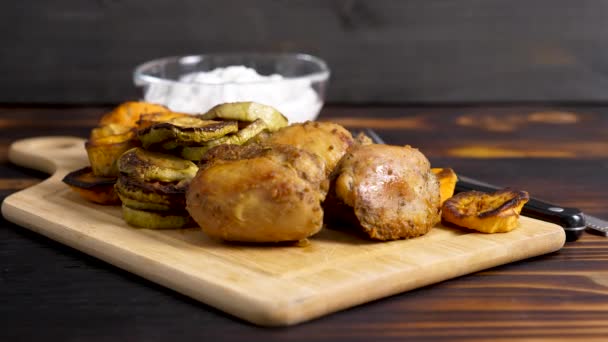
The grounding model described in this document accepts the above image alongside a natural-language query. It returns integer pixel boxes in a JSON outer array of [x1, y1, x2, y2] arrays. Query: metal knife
[[585, 215, 608, 237], [363, 129, 606, 242]]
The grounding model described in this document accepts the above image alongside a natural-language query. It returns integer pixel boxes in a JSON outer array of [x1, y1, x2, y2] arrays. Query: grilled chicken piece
[[186, 144, 328, 242], [262, 121, 354, 176], [329, 144, 441, 240]]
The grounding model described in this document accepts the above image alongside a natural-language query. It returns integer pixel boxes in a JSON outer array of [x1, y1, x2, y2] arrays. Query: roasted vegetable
[[180, 119, 269, 161], [89, 123, 132, 141], [114, 174, 187, 208], [431, 168, 458, 205], [121, 204, 193, 229], [136, 111, 193, 131], [116, 192, 172, 211], [200, 102, 288, 131], [86, 125, 139, 177], [99, 101, 170, 127], [138, 116, 239, 148], [117, 147, 198, 183], [442, 189, 530, 233], [116, 171, 192, 229], [115, 146, 197, 229], [62, 167, 120, 205]]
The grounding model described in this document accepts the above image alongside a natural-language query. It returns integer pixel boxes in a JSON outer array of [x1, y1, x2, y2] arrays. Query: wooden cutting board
[[1, 137, 566, 326]]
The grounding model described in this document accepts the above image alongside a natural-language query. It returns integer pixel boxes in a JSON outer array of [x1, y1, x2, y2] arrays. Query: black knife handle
[[455, 180, 586, 242]]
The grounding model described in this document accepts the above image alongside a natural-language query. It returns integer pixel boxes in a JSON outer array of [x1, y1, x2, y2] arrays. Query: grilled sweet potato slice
[[442, 189, 529, 233], [85, 124, 139, 177], [431, 168, 458, 205], [62, 167, 120, 205], [99, 101, 170, 127]]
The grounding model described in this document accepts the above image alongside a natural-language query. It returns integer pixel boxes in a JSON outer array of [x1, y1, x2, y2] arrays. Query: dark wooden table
[[2, 104, 608, 341]]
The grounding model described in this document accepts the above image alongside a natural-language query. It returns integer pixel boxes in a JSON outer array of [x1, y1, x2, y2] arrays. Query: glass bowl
[[133, 53, 330, 123]]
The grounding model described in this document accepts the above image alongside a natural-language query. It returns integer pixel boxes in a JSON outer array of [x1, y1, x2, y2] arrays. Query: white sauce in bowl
[[143, 66, 322, 123]]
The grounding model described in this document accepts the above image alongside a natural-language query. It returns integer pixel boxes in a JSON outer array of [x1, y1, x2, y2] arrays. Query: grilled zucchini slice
[[114, 174, 186, 207], [116, 191, 172, 211], [180, 119, 269, 161], [138, 116, 238, 148], [117, 147, 198, 182], [136, 111, 192, 131], [200, 102, 288, 131], [121, 205, 193, 229]]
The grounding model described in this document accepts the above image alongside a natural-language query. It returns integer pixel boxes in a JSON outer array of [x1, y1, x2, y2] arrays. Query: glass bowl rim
[[133, 52, 330, 87]]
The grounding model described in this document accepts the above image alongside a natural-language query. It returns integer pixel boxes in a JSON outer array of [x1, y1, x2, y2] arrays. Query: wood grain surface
[[1, 105, 608, 339], [1, 137, 565, 326], [4, 0, 608, 104]]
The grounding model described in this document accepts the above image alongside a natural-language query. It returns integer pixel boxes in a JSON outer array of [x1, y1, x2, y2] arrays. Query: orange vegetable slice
[[86, 124, 139, 177], [442, 189, 529, 233], [99, 101, 170, 127], [62, 167, 120, 205], [431, 168, 458, 205]]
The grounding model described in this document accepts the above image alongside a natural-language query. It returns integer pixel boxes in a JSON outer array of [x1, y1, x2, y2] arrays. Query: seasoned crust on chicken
[[262, 121, 354, 176], [330, 144, 441, 240], [186, 144, 328, 242]]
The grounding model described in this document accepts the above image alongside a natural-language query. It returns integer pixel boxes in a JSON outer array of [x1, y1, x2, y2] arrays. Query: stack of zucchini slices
[[139, 102, 287, 162], [114, 101, 288, 229], [115, 147, 198, 228], [62, 102, 169, 205]]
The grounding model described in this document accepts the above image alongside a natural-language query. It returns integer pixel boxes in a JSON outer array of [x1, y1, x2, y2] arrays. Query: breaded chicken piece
[[186, 144, 328, 242], [330, 144, 441, 240], [262, 121, 354, 176]]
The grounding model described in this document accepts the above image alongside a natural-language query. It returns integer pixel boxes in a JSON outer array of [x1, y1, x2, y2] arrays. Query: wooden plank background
[[3, 0, 608, 104]]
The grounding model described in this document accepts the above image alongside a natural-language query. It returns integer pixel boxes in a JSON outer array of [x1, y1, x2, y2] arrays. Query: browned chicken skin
[[187, 120, 439, 242], [262, 121, 354, 176], [331, 144, 441, 240], [186, 144, 328, 242]]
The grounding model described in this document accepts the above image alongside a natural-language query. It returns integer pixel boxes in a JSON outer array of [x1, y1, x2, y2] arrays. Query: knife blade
[[363, 128, 588, 241], [585, 215, 608, 237]]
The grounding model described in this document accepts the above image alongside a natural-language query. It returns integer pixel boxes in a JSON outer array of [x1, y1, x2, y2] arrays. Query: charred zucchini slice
[[136, 112, 192, 131], [117, 147, 198, 182], [200, 102, 288, 131], [180, 119, 269, 161], [121, 205, 193, 229], [62, 167, 120, 205], [138, 116, 238, 148], [116, 191, 172, 211], [114, 174, 186, 207]]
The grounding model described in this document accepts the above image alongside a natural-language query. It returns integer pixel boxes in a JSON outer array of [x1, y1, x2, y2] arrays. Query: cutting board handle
[[8, 136, 88, 175]]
